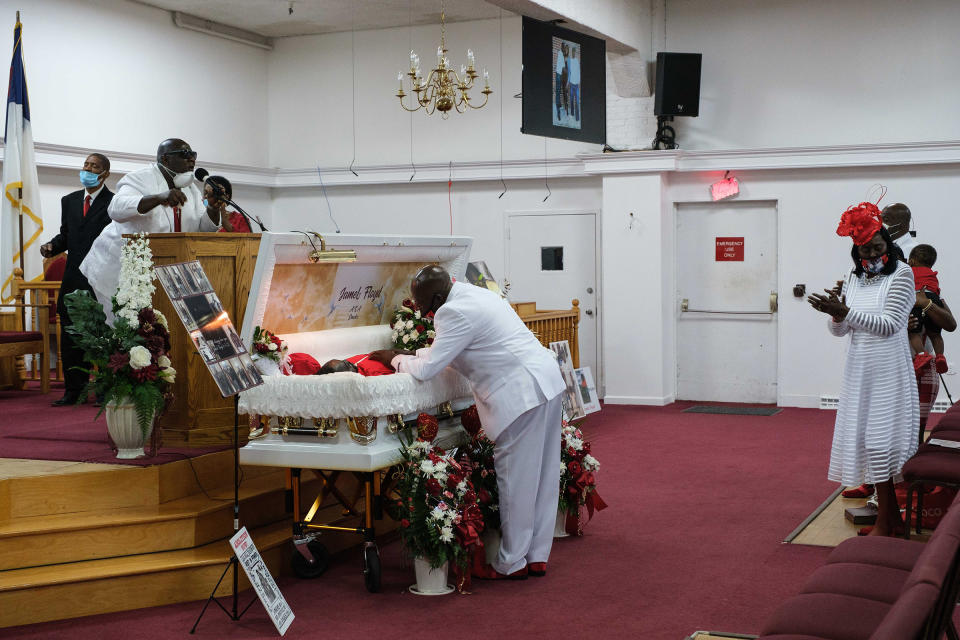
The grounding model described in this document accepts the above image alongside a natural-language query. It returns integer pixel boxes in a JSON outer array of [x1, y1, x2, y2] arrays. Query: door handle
[[585, 309, 594, 316], [770, 291, 778, 313], [680, 296, 774, 315]]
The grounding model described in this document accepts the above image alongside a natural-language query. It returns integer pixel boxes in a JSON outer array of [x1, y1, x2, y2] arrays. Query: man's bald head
[[157, 138, 190, 160], [881, 203, 911, 240], [411, 265, 452, 314]]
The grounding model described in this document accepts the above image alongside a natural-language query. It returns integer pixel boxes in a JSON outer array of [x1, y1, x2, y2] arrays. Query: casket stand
[[237, 233, 474, 592]]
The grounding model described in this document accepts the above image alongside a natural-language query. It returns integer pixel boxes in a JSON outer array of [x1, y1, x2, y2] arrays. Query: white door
[[676, 201, 778, 403], [506, 212, 600, 392]]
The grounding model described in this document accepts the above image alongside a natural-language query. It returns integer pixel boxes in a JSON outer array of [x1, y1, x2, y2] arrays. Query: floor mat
[[683, 405, 782, 416]]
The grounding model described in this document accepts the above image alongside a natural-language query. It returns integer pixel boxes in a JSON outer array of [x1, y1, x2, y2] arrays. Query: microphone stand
[[202, 179, 268, 232]]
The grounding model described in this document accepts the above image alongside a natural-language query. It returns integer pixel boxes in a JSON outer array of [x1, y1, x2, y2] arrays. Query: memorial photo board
[[550, 339, 586, 421], [155, 261, 264, 398]]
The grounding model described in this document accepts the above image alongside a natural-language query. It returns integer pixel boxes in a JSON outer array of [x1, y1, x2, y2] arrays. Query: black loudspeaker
[[654, 52, 702, 117]]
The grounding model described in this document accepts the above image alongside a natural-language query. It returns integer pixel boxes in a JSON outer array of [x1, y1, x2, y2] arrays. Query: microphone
[[193, 167, 268, 232]]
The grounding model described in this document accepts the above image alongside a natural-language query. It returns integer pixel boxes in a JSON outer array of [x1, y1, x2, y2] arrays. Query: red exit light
[[710, 176, 740, 201]]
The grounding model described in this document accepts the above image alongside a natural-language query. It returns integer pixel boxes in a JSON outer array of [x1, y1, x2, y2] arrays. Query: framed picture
[[549, 340, 585, 421], [466, 261, 506, 298], [574, 366, 601, 414]]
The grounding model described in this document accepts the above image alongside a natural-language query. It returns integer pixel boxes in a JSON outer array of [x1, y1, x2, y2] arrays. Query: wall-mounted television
[[521, 16, 606, 144]]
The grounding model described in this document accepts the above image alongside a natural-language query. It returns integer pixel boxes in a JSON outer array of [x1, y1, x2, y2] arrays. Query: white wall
[[267, 16, 601, 168], [2, 0, 269, 165], [272, 176, 601, 284], [665, 164, 960, 407], [665, 0, 960, 150]]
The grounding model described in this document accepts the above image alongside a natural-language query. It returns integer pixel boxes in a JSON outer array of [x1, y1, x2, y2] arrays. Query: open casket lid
[[240, 232, 473, 344]]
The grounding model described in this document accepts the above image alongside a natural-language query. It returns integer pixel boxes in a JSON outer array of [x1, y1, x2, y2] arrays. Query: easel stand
[[190, 395, 257, 633]]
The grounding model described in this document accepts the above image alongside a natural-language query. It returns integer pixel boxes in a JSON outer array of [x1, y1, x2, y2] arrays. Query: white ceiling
[[134, 0, 509, 38]]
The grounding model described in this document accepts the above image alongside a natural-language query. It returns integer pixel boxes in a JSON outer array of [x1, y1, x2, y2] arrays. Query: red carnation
[[417, 413, 439, 441], [426, 478, 442, 496], [463, 490, 477, 504], [426, 311, 435, 319], [479, 488, 492, 504], [460, 405, 482, 437], [415, 324, 425, 333], [138, 307, 157, 325], [446, 475, 459, 489], [400, 518, 410, 528], [132, 363, 160, 382], [108, 352, 130, 372]]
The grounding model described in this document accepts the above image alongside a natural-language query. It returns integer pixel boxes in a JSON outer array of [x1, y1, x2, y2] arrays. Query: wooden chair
[[0, 275, 50, 394], [16, 257, 65, 382]]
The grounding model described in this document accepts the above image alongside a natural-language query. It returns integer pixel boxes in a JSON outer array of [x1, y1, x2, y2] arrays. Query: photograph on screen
[[187, 261, 213, 293], [190, 331, 217, 363], [552, 37, 581, 130]]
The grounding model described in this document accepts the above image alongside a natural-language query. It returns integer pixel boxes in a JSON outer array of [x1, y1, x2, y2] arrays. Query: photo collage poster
[[466, 261, 507, 298], [549, 339, 586, 421], [574, 366, 601, 414], [155, 261, 264, 398]]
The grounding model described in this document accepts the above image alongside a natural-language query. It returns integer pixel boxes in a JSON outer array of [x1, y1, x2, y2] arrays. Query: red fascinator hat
[[836, 202, 884, 246]]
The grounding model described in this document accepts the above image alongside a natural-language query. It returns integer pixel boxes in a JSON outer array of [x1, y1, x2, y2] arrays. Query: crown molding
[[5, 140, 960, 190]]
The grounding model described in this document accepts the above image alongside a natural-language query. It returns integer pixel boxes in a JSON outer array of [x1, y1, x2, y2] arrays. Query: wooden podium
[[136, 232, 261, 446]]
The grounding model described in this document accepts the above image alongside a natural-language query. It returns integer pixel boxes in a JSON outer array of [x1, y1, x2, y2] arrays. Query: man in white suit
[[371, 265, 565, 579], [81, 138, 221, 320]]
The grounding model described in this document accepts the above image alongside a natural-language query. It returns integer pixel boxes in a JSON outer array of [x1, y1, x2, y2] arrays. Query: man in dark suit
[[40, 153, 114, 406]]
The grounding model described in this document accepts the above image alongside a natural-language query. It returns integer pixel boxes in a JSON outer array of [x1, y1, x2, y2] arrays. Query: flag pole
[[14, 12, 25, 327]]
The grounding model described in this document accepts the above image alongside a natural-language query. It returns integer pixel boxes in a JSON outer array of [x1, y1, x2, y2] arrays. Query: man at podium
[[81, 138, 221, 320]]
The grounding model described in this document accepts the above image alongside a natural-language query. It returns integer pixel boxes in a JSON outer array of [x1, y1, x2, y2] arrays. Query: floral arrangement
[[391, 413, 484, 584], [64, 233, 175, 437], [458, 405, 500, 531], [559, 420, 606, 535], [390, 298, 436, 351], [252, 325, 287, 363]]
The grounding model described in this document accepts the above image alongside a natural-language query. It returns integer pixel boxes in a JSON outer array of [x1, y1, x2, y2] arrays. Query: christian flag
[[1, 14, 42, 302]]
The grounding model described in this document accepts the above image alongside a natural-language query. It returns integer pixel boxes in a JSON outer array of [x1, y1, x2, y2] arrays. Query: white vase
[[554, 510, 571, 538], [411, 557, 452, 595], [253, 356, 280, 377], [104, 398, 155, 459], [482, 528, 501, 565]]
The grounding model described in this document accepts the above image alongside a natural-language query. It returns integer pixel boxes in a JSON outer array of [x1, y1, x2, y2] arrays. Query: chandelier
[[396, 1, 492, 117]]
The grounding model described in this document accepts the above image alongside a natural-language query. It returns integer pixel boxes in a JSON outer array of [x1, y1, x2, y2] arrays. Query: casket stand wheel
[[291, 539, 330, 579], [363, 542, 382, 593]]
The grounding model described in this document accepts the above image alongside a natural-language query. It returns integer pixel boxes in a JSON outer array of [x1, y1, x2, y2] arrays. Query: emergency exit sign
[[716, 237, 744, 261]]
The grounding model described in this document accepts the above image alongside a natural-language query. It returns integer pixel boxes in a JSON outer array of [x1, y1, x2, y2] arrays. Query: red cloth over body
[[912, 266, 940, 295], [346, 354, 394, 376], [284, 352, 395, 376]]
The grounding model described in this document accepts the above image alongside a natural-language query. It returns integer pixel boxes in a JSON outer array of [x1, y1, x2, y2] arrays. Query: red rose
[[426, 478, 442, 496], [582, 442, 591, 455], [446, 475, 459, 489], [463, 490, 477, 504], [417, 413, 439, 441], [460, 405, 482, 437], [427, 338, 434, 345], [568, 486, 579, 496], [401, 518, 410, 528], [568, 461, 582, 475], [479, 488, 492, 504], [426, 311, 435, 319], [415, 324, 425, 333]]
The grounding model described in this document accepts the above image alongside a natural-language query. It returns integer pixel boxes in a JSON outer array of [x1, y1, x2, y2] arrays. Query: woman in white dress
[[809, 202, 918, 536]]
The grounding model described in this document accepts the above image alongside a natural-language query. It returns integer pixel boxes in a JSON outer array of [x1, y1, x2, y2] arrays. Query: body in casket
[[238, 233, 474, 471]]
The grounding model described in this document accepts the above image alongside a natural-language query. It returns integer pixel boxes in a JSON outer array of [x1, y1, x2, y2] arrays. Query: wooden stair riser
[[0, 542, 286, 629], [0, 478, 325, 571]]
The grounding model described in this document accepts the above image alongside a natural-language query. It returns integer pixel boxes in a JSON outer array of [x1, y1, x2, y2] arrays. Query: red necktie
[[173, 206, 182, 232], [83, 195, 91, 217]]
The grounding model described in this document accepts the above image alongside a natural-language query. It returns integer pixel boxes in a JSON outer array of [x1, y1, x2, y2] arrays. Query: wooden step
[[0, 472, 322, 570], [0, 451, 277, 519], [0, 520, 291, 629]]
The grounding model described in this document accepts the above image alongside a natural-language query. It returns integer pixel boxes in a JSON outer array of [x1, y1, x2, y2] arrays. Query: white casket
[[237, 232, 474, 471]]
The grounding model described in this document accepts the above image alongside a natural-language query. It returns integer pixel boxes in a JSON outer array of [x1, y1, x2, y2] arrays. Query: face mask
[[159, 162, 193, 189], [79, 170, 101, 188], [860, 254, 889, 274]]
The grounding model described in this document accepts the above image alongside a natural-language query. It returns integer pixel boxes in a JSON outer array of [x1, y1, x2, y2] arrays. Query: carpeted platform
[[683, 406, 781, 416], [7, 402, 844, 639], [0, 383, 228, 466]]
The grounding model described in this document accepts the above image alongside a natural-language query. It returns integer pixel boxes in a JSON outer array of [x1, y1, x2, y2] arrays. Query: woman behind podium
[[207, 176, 251, 233]]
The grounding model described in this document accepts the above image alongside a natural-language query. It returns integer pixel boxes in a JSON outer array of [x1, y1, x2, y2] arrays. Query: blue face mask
[[79, 170, 101, 188]]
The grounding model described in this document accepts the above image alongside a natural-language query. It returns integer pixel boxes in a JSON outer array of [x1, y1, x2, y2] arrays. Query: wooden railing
[[512, 299, 581, 368]]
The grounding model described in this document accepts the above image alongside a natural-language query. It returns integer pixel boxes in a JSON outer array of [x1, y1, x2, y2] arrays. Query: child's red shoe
[[914, 352, 934, 371]]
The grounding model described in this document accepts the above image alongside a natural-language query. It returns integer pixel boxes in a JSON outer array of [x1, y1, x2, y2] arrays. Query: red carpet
[[0, 383, 228, 465], [8, 403, 844, 638]]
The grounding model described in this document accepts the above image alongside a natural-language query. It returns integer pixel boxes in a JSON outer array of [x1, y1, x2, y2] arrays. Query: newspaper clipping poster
[[229, 527, 294, 635]]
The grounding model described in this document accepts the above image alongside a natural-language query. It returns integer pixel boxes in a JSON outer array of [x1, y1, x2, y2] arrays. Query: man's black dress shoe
[[52, 393, 82, 407]]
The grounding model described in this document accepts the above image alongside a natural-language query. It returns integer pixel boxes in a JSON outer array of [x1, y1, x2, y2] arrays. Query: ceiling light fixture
[[396, 0, 492, 118]]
